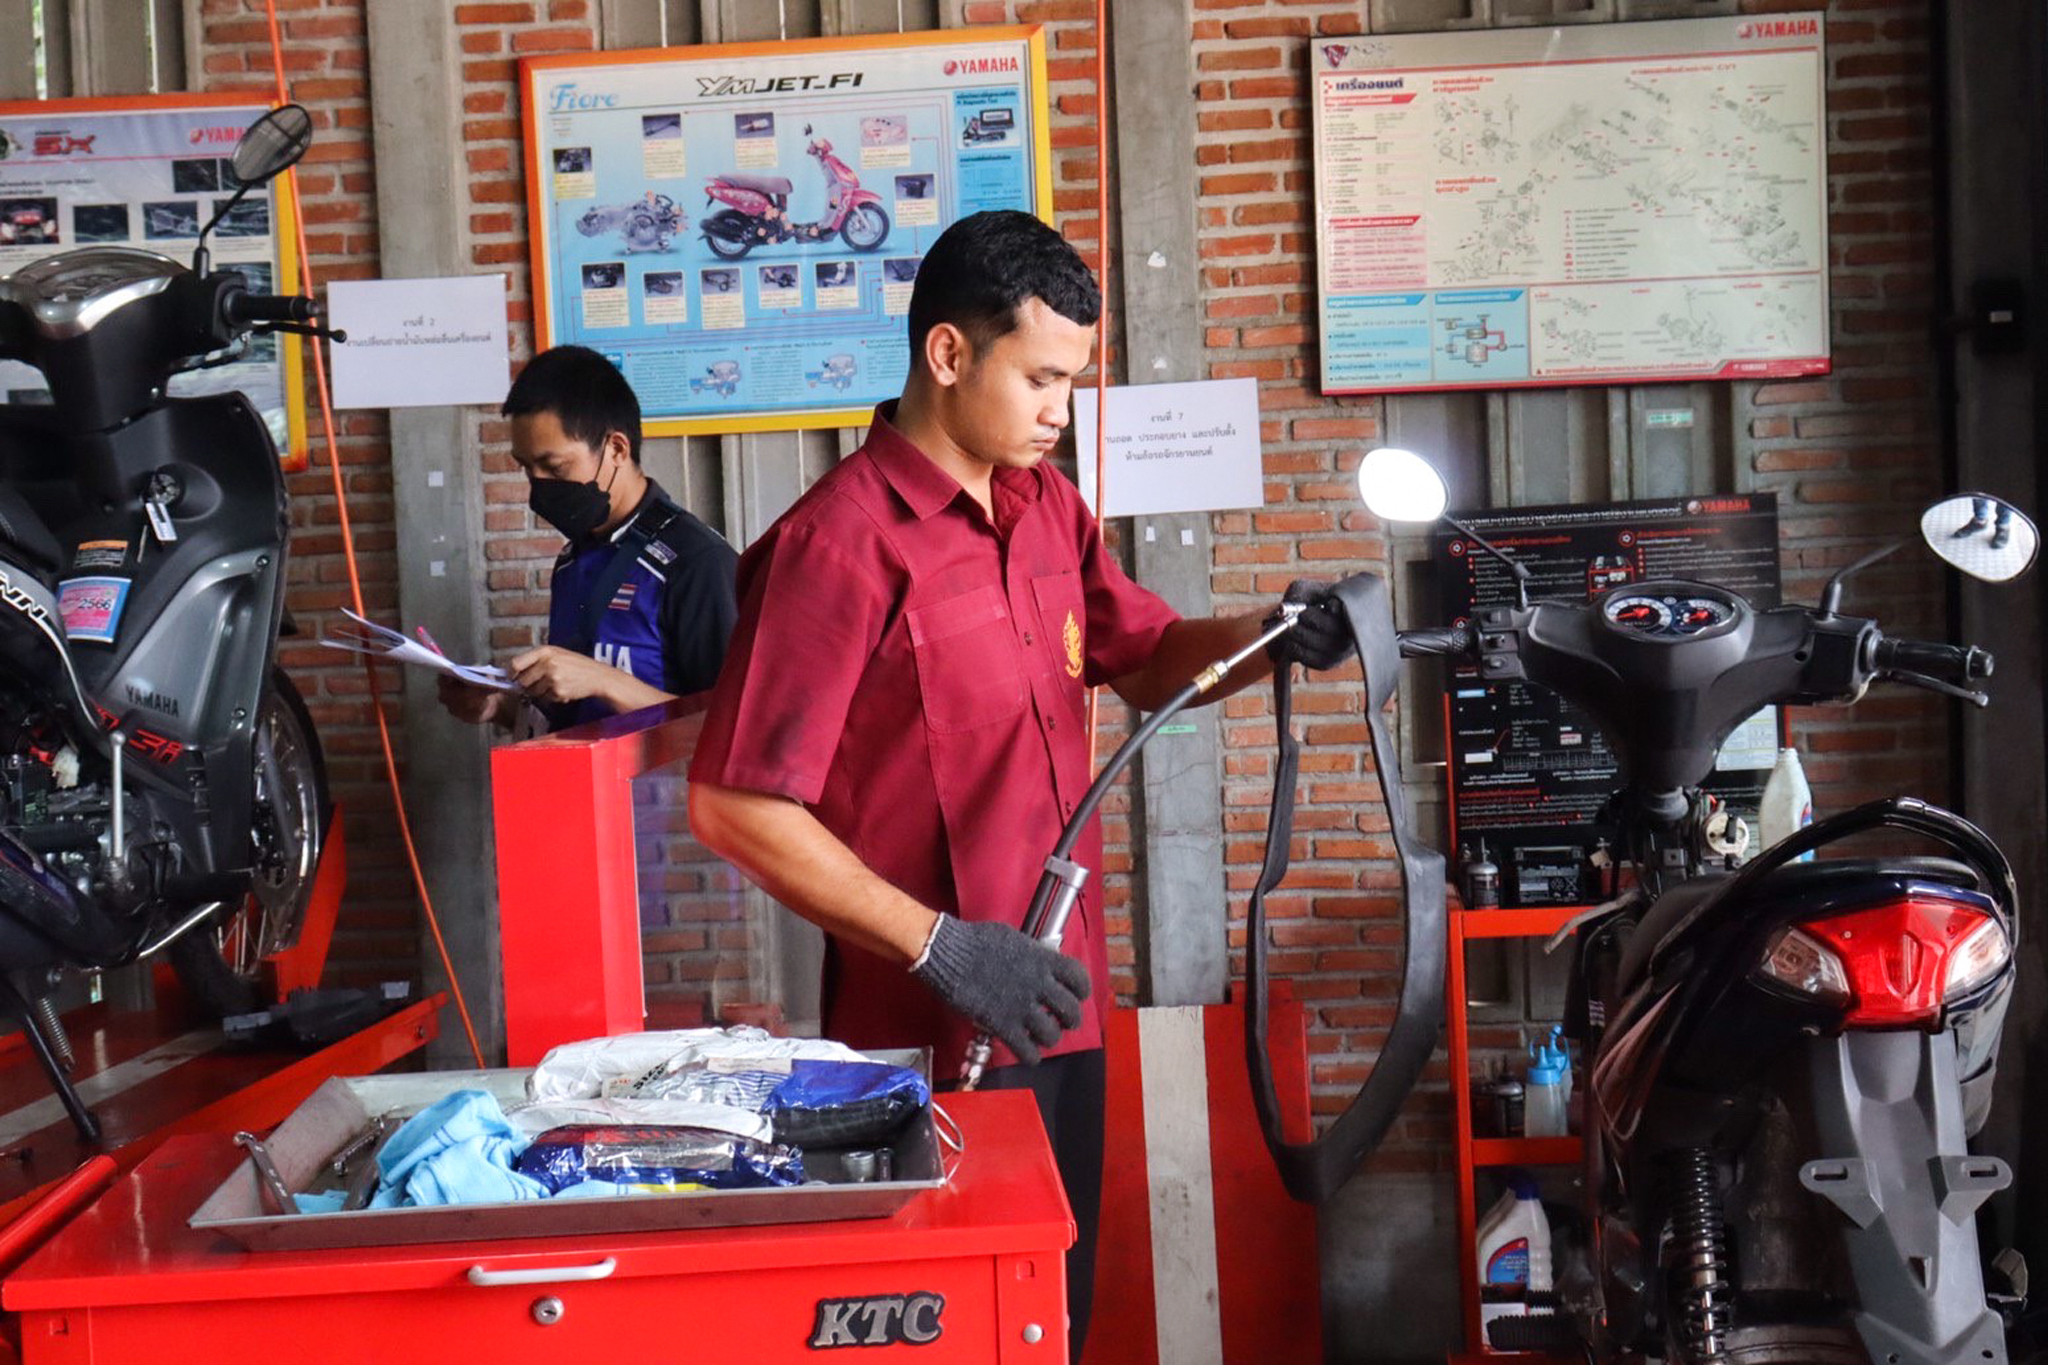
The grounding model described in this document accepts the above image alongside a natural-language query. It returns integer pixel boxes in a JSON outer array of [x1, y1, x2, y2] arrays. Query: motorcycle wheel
[[841, 203, 890, 252], [703, 210, 755, 260], [168, 670, 331, 1017]]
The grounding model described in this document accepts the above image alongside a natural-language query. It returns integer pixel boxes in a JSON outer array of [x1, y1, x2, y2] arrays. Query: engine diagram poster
[[522, 29, 1051, 436], [0, 95, 308, 467], [1434, 494, 1782, 906], [1311, 16, 1829, 396]]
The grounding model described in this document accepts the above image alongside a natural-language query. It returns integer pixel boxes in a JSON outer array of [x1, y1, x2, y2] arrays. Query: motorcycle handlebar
[[1396, 625, 1476, 659], [223, 291, 318, 327], [1875, 637, 1994, 685]]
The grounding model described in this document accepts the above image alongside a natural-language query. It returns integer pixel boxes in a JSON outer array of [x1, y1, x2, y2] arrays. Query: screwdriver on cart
[[958, 605, 1308, 1090]]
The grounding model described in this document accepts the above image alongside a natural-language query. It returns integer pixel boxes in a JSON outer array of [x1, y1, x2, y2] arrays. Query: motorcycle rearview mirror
[[1921, 493, 2039, 583], [1357, 447, 1532, 608], [194, 104, 313, 276], [232, 103, 314, 186]]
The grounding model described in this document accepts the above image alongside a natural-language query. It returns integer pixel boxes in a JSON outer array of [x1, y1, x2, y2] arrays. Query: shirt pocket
[[1030, 570, 1089, 703], [906, 584, 1026, 734]]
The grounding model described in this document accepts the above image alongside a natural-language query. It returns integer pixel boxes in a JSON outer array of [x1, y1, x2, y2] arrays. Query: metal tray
[[189, 1052, 946, 1252]]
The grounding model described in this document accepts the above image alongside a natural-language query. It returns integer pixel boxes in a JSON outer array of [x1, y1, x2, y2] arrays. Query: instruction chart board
[[1311, 16, 1829, 396], [0, 94, 307, 467], [1434, 494, 1782, 906], [522, 29, 1051, 436]]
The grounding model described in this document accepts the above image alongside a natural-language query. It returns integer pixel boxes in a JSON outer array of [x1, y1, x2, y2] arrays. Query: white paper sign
[[328, 275, 510, 409], [1073, 378, 1265, 518]]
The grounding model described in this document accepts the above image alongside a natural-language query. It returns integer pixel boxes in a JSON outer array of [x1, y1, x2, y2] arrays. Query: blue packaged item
[[514, 1124, 804, 1194], [762, 1060, 930, 1148]]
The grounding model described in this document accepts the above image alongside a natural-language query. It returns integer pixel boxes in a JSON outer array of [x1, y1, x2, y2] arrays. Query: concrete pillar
[[363, 0, 506, 1064]]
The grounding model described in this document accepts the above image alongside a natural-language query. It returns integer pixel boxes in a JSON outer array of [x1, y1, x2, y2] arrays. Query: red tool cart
[[2, 1088, 1070, 1363]]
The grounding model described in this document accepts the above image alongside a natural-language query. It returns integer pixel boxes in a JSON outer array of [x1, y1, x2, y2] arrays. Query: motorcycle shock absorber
[[1672, 1145, 1733, 1363], [31, 994, 73, 1072]]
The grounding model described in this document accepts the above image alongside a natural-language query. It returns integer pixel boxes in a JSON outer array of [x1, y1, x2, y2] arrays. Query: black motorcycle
[[0, 105, 340, 1140], [1316, 449, 2030, 1365]]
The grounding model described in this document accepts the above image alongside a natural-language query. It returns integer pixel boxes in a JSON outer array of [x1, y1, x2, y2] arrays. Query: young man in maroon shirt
[[688, 211, 1352, 1358]]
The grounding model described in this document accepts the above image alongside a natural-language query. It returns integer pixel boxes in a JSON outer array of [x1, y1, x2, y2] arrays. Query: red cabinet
[[4, 1090, 1071, 1364]]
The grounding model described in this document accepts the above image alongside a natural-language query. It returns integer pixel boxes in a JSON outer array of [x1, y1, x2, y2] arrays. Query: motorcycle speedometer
[[1601, 593, 1673, 635]]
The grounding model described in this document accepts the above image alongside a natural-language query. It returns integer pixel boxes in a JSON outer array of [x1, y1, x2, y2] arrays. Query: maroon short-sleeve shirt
[[690, 404, 1180, 1068]]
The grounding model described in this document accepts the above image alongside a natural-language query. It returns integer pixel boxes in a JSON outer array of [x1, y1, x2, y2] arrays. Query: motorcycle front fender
[[1802, 1030, 2009, 1365]]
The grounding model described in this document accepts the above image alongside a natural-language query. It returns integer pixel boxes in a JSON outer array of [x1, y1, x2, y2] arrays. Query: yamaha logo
[[1737, 18, 1818, 39], [944, 56, 1019, 76], [808, 1292, 944, 1349]]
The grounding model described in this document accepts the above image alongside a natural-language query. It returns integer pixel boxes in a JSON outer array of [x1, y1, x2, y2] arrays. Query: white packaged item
[[526, 1026, 865, 1103], [1759, 746, 1815, 859], [1476, 1173, 1553, 1331]]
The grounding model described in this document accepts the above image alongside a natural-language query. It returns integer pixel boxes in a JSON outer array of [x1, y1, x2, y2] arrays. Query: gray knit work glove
[[910, 915, 1091, 1066], [1265, 578, 1354, 670]]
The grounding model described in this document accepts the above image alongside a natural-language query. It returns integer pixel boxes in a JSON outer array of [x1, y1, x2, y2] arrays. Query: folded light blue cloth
[[368, 1090, 548, 1208]]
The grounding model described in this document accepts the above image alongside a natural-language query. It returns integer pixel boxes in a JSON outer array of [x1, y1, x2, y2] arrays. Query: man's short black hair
[[907, 211, 1100, 369], [502, 345, 643, 465]]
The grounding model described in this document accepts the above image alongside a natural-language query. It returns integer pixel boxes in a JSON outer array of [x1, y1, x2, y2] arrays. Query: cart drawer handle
[[467, 1256, 618, 1287]]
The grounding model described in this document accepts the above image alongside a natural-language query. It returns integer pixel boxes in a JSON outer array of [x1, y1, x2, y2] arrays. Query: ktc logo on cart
[[1737, 18, 1818, 38], [943, 56, 1019, 76], [808, 1291, 945, 1348]]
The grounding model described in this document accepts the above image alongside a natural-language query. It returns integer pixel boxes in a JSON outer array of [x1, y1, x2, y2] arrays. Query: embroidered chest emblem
[[1062, 610, 1083, 679]]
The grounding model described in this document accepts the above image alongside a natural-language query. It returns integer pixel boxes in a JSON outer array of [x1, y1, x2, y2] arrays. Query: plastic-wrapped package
[[763, 1061, 930, 1148], [505, 1096, 770, 1143], [632, 1065, 792, 1110], [514, 1124, 805, 1194], [526, 1026, 864, 1103]]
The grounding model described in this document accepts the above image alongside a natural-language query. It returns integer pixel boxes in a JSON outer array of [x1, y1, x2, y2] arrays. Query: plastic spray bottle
[[1524, 1035, 1569, 1138]]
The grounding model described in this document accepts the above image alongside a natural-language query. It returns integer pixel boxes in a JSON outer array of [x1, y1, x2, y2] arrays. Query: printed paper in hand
[[319, 609, 516, 691]]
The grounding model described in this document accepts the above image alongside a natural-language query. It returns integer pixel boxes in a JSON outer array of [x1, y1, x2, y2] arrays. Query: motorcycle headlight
[[1943, 916, 2011, 1001], [1755, 925, 1851, 1004]]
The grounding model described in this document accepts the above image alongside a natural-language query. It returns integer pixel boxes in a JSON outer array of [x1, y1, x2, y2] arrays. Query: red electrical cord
[[260, 0, 485, 1067]]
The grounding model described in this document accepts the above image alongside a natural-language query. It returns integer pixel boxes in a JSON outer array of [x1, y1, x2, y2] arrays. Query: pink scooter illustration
[[700, 123, 890, 260]]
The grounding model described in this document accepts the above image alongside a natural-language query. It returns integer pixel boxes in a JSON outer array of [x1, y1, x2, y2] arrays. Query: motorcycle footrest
[[1931, 1154, 2010, 1223]]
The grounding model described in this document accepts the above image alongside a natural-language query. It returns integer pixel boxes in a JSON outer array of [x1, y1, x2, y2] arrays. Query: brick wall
[[188, 0, 1951, 1170]]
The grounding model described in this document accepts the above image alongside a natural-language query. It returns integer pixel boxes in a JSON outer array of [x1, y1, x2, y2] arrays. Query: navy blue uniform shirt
[[543, 478, 738, 729]]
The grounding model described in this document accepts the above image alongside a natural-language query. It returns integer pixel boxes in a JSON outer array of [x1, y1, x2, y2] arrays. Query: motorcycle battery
[[1510, 845, 1585, 907]]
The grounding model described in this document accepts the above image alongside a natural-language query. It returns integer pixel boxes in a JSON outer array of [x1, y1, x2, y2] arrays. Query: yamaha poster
[[0, 94, 306, 467], [521, 28, 1051, 436]]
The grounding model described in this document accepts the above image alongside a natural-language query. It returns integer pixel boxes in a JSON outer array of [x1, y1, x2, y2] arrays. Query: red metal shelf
[[1454, 905, 1592, 939], [1470, 1137, 1582, 1168], [1449, 896, 1598, 1357]]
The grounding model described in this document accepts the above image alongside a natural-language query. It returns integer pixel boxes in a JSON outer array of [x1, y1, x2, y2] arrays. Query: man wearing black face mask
[[438, 345, 738, 731]]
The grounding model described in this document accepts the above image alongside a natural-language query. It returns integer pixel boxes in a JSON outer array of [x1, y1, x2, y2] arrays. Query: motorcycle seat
[[1617, 856, 1985, 994], [719, 173, 792, 196], [0, 485, 63, 582]]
